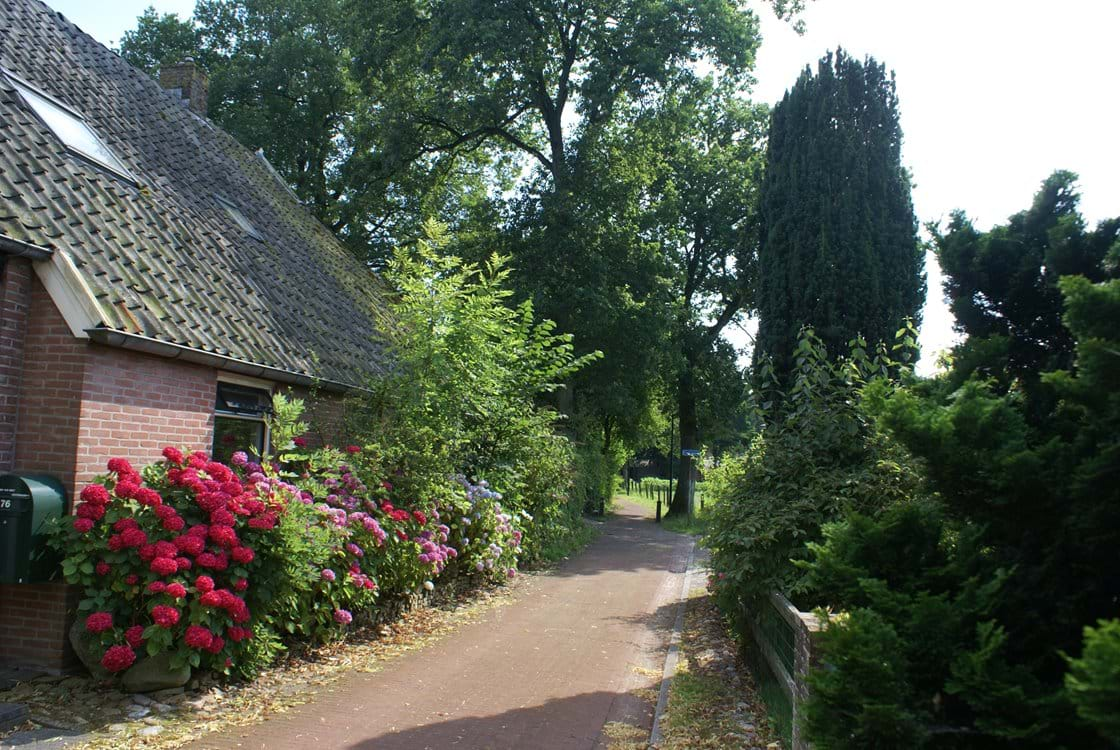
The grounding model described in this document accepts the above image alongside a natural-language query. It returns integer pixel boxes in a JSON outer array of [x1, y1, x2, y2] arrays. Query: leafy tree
[[754, 48, 925, 378], [623, 77, 767, 514], [116, 7, 199, 73]]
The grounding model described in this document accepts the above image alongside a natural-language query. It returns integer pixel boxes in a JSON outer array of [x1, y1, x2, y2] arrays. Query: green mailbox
[[0, 474, 67, 583]]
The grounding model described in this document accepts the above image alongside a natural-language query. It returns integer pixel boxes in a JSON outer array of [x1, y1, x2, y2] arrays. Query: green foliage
[[803, 609, 923, 749], [705, 327, 923, 611], [355, 221, 599, 563], [932, 171, 1119, 405], [797, 184, 1120, 746], [1064, 620, 1120, 744], [755, 48, 925, 378]]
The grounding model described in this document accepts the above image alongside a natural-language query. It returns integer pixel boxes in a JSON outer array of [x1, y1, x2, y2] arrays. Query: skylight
[[5, 70, 135, 181], [214, 195, 263, 241]]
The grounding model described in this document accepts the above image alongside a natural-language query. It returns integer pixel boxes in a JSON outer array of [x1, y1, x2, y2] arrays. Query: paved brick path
[[190, 499, 693, 749]]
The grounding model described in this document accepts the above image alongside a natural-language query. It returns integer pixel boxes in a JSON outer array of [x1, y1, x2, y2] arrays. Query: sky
[[48, 0, 1120, 374]]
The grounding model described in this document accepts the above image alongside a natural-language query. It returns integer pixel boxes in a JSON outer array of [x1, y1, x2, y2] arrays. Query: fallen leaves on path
[[653, 586, 780, 750]]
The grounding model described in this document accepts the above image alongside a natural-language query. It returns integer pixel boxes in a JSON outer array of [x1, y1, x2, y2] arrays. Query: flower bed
[[52, 443, 526, 682]]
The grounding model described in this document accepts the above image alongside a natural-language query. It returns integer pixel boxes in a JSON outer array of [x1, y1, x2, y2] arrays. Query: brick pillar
[[0, 256, 32, 473]]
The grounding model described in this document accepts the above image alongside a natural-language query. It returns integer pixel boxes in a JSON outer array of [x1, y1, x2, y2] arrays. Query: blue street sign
[[681, 448, 701, 457]]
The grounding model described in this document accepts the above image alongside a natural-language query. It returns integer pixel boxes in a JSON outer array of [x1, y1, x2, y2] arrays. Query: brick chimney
[[159, 58, 208, 117]]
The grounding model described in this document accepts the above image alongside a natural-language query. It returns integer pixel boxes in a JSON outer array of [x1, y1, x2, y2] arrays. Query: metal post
[[656, 497, 662, 523]]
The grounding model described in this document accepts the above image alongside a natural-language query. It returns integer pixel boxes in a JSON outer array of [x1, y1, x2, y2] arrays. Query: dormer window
[[215, 195, 263, 241], [4, 69, 135, 182]]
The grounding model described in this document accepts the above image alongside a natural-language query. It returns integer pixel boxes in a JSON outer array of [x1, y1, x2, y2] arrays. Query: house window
[[212, 381, 272, 463], [4, 69, 136, 182]]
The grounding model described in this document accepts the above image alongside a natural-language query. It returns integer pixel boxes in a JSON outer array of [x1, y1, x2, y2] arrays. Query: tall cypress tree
[[755, 49, 924, 376]]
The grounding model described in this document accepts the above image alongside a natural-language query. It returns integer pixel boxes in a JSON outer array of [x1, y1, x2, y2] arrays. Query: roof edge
[[0, 233, 54, 260], [84, 327, 363, 394]]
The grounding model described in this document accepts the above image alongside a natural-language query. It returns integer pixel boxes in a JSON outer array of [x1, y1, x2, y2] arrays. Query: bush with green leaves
[[1064, 619, 1120, 745], [704, 325, 924, 614], [351, 221, 598, 562]]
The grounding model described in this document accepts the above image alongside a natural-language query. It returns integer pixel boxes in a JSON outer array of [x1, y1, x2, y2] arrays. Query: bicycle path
[[190, 498, 693, 750]]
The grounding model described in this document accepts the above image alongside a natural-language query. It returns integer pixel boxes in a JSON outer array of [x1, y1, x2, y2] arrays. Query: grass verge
[[655, 587, 779, 749]]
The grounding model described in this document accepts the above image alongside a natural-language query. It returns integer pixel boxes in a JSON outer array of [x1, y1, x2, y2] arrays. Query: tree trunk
[[667, 366, 697, 517]]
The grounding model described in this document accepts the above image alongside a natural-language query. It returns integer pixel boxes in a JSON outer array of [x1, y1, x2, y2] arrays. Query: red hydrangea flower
[[174, 534, 205, 556], [107, 534, 125, 551], [100, 644, 136, 673], [293, 437, 308, 448], [208, 525, 238, 548], [395, 529, 408, 541], [220, 481, 243, 497], [184, 625, 214, 650], [73, 518, 94, 533], [124, 574, 139, 585], [138, 543, 158, 561], [150, 557, 178, 576], [113, 517, 140, 532], [166, 582, 186, 598], [199, 591, 224, 608], [205, 634, 225, 654], [188, 524, 209, 538], [412, 510, 427, 525], [247, 515, 276, 530], [346, 445, 361, 454], [230, 546, 254, 564], [210, 509, 235, 527], [188, 451, 209, 470], [85, 612, 113, 633], [151, 605, 180, 628], [196, 492, 226, 513], [226, 626, 251, 642], [175, 556, 192, 571], [124, 625, 145, 649], [76, 502, 106, 521], [194, 575, 215, 593], [79, 484, 110, 506], [233, 578, 248, 591], [114, 480, 139, 499], [204, 462, 233, 482], [95, 561, 110, 576], [121, 528, 147, 548], [147, 581, 167, 594], [162, 515, 185, 532], [153, 541, 177, 559], [196, 552, 228, 570], [134, 488, 162, 506], [162, 446, 185, 464], [106, 457, 134, 475]]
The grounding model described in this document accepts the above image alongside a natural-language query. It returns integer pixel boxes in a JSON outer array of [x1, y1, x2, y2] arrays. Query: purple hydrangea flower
[[333, 608, 353, 625], [321, 568, 336, 582]]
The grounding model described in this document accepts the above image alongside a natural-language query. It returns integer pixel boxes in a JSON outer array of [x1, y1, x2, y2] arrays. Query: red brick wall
[[0, 257, 32, 473], [12, 274, 85, 495], [76, 341, 214, 487], [289, 385, 353, 448], [0, 583, 79, 671], [2, 278, 215, 671]]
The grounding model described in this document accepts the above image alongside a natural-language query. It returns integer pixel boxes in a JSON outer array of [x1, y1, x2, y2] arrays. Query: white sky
[[50, 0, 1119, 374]]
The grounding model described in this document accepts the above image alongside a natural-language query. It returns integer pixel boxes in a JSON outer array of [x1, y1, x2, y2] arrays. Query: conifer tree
[[755, 49, 925, 376]]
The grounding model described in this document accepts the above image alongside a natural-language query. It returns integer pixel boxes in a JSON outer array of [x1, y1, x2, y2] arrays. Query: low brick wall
[[743, 592, 824, 750], [0, 582, 80, 671]]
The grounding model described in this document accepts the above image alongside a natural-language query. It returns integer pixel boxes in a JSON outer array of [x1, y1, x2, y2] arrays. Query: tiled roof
[[0, 0, 391, 389]]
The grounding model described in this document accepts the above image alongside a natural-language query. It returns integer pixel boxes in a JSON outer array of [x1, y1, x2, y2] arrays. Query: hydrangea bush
[[52, 442, 528, 680]]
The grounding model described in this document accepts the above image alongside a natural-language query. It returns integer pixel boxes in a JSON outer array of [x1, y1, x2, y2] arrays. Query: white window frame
[[2, 67, 138, 184]]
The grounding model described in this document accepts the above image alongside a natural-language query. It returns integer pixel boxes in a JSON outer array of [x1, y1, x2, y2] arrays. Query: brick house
[[0, 0, 391, 671]]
